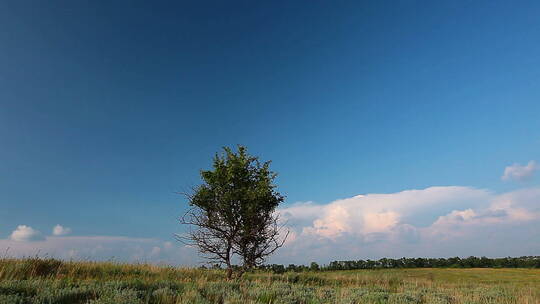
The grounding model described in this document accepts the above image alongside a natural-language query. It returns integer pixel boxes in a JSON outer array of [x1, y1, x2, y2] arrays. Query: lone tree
[[179, 146, 288, 279]]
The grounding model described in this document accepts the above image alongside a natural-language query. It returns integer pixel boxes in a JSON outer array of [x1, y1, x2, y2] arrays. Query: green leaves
[[181, 146, 286, 276]]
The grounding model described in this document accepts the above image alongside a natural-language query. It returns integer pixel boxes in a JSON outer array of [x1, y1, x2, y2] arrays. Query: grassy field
[[0, 258, 538, 303]]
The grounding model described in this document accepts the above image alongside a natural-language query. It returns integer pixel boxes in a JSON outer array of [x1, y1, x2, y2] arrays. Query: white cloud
[[52, 225, 71, 236], [272, 186, 540, 264], [280, 186, 491, 239], [0, 235, 199, 265], [150, 246, 162, 257], [3, 187, 539, 266], [501, 160, 538, 181], [9, 225, 45, 242]]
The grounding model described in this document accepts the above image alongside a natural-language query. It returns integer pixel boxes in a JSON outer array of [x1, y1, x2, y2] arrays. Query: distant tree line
[[259, 256, 540, 273]]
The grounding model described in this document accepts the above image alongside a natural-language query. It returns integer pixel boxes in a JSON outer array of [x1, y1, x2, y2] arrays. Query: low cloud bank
[[273, 186, 540, 264], [0, 235, 198, 265], [2, 224, 198, 265], [2, 186, 539, 265]]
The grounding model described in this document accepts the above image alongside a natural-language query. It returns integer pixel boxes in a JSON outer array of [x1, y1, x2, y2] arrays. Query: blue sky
[[1, 1, 539, 264]]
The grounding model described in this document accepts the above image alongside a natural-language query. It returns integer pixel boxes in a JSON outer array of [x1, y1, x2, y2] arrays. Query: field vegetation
[[0, 258, 538, 304]]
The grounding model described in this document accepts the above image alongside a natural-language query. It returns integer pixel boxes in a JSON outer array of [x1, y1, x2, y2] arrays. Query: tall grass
[[0, 258, 538, 303]]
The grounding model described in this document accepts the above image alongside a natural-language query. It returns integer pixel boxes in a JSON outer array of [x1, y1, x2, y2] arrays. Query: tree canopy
[[179, 146, 287, 279]]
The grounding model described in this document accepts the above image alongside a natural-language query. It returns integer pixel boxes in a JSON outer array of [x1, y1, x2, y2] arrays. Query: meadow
[[0, 258, 538, 304]]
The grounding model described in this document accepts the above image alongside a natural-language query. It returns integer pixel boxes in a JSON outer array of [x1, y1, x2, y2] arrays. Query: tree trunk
[[226, 266, 233, 280], [235, 264, 249, 279], [225, 244, 233, 280]]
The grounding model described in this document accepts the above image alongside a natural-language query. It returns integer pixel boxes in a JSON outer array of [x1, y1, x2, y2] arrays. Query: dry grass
[[0, 258, 538, 303]]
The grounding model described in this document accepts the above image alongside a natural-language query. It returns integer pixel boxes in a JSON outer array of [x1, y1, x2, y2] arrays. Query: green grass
[[0, 258, 538, 303]]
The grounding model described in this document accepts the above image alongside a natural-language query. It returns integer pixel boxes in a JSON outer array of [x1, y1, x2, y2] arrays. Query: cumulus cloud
[[501, 160, 538, 181], [272, 186, 540, 264], [52, 225, 71, 236], [4, 187, 540, 265], [9, 225, 45, 242], [280, 186, 491, 239]]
